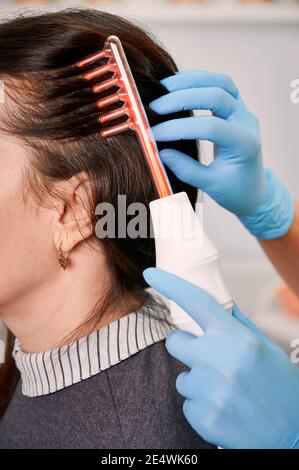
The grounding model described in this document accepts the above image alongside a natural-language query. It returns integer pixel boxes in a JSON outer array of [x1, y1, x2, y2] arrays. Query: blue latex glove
[[143, 267, 299, 449], [150, 70, 294, 240]]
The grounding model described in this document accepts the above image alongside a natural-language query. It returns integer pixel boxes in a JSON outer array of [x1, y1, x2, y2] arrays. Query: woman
[[0, 9, 213, 449]]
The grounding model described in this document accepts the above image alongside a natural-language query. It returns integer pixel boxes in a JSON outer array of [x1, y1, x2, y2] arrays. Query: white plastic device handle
[[150, 192, 233, 336]]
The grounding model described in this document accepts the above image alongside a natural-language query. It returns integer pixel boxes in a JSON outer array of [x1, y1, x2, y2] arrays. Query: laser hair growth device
[[77, 35, 233, 336]]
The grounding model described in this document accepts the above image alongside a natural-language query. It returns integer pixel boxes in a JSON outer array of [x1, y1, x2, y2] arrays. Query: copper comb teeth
[[77, 35, 172, 198], [77, 36, 134, 138]]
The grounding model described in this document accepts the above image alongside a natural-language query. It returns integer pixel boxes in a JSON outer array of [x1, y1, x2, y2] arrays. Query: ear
[[53, 172, 94, 253]]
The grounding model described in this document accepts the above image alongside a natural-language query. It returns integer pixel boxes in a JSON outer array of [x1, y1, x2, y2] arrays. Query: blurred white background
[[1, 0, 299, 350]]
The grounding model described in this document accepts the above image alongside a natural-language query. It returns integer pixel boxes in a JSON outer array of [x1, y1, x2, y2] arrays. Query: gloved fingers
[[166, 327, 229, 373], [143, 267, 230, 331], [232, 303, 284, 352], [161, 69, 239, 99], [149, 87, 238, 119], [182, 398, 218, 446], [165, 330, 201, 369], [177, 370, 202, 399], [176, 365, 226, 400], [151, 115, 247, 150], [159, 148, 213, 190], [232, 303, 264, 336], [176, 371, 192, 398]]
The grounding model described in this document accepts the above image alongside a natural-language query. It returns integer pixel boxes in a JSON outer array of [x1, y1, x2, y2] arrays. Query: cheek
[[0, 173, 56, 307]]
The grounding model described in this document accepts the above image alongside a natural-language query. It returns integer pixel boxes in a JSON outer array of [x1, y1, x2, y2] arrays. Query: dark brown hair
[[0, 8, 198, 417]]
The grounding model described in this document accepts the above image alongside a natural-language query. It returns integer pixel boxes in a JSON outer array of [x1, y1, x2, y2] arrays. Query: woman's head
[[0, 8, 198, 319]]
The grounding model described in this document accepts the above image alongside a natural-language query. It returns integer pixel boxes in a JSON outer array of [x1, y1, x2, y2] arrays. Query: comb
[[77, 37, 233, 339], [77, 35, 172, 199]]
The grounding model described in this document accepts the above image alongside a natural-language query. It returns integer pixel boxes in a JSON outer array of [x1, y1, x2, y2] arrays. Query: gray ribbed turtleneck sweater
[[0, 293, 214, 449]]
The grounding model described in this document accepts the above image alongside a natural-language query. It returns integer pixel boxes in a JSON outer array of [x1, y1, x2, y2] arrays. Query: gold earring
[[58, 244, 69, 271]]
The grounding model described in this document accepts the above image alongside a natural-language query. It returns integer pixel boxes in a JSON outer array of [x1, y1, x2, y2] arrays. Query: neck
[[1, 241, 141, 353]]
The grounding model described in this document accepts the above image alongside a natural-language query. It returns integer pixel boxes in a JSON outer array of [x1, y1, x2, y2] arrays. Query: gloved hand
[[143, 267, 299, 449], [150, 70, 294, 240]]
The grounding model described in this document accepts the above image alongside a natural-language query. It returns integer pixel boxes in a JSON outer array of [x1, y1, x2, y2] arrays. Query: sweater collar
[[13, 293, 174, 398]]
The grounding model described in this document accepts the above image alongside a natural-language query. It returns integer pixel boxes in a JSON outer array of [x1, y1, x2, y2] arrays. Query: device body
[[150, 192, 233, 336], [77, 36, 232, 336]]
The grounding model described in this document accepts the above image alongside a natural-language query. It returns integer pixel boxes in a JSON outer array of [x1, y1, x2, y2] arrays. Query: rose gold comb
[[77, 35, 172, 199]]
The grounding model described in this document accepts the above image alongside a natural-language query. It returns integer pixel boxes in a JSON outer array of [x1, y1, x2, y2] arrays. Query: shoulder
[[107, 338, 184, 387], [103, 340, 214, 449]]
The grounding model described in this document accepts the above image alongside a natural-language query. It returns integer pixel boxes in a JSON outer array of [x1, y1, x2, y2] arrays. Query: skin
[[0, 131, 139, 353], [260, 203, 299, 298]]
